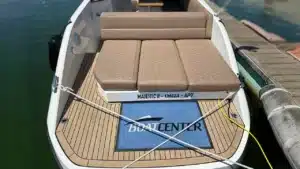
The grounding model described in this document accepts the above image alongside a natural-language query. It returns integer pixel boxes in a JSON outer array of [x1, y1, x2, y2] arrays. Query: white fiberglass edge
[[209, 3, 250, 167], [197, 0, 216, 15], [47, 0, 251, 168], [47, 0, 90, 134], [211, 17, 239, 75], [209, 5, 250, 129], [98, 83, 233, 102]]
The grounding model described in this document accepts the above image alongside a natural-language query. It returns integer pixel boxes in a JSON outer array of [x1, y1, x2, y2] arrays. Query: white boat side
[[47, 0, 250, 169]]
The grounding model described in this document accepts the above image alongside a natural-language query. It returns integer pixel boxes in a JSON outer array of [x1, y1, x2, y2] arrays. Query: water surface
[[212, 0, 300, 41]]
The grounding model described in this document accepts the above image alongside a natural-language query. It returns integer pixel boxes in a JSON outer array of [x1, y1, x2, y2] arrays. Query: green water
[[1, 0, 80, 168], [0, 0, 297, 168]]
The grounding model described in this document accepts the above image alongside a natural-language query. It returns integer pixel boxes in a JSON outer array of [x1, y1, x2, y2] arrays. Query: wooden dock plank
[[273, 75, 300, 82], [263, 63, 300, 69], [287, 90, 300, 97], [206, 0, 300, 106], [281, 82, 300, 89], [251, 55, 297, 64], [294, 97, 300, 104]]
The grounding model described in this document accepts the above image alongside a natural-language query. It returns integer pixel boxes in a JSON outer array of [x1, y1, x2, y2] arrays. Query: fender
[[48, 34, 62, 71]]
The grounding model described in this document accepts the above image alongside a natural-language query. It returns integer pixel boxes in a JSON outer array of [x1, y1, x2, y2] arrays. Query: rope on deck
[[57, 84, 253, 169]]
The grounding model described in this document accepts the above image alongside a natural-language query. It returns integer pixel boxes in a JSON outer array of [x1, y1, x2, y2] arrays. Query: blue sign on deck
[[116, 101, 212, 150]]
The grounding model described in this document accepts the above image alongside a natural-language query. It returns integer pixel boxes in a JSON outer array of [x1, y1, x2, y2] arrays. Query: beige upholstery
[[184, 0, 213, 38], [93, 11, 232, 93], [187, 0, 206, 12], [101, 28, 206, 40], [94, 40, 141, 90], [206, 13, 213, 38], [100, 12, 208, 39], [101, 12, 207, 28], [138, 40, 188, 91], [176, 39, 240, 91]]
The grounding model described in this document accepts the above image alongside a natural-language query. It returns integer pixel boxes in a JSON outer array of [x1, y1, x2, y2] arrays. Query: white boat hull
[[47, 0, 250, 169]]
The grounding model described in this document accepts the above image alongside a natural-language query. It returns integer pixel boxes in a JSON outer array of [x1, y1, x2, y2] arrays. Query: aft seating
[[176, 40, 240, 91], [185, 0, 207, 12], [100, 12, 209, 40], [93, 40, 141, 90], [138, 40, 188, 91], [94, 11, 240, 93]]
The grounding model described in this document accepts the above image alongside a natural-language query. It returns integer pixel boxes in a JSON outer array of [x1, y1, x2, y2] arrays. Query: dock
[[206, 1, 300, 104], [204, 1, 300, 168]]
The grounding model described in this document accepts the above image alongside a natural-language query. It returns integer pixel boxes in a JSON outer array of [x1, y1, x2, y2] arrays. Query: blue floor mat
[[116, 101, 212, 151]]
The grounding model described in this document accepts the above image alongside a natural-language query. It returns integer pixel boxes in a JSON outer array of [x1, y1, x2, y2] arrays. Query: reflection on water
[[212, 0, 300, 41]]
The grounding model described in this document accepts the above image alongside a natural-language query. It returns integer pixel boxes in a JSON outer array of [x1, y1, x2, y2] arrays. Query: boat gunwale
[[47, 0, 251, 168]]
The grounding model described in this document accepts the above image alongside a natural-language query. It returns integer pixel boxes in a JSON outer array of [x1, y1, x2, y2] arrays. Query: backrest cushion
[[186, 0, 206, 12], [100, 12, 211, 40], [185, 0, 213, 38], [206, 12, 213, 38]]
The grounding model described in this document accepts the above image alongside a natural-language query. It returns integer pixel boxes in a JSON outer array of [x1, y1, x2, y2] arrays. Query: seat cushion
[[138, 40, 188, 91], [101, 28, 206, 40], [187, 0, 206, 12], [175, 39, 240, 91], [100, 12, 208, 40], [94, 40, 141, 90], [100, 12, 207, 29]]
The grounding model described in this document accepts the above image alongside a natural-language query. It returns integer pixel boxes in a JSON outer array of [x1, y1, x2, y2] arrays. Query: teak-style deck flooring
[[56, 54, 244, 168]]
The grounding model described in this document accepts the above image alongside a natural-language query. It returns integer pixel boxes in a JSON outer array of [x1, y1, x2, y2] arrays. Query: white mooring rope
[[57, 84, 253, 169], [122, 92, 235, 168]]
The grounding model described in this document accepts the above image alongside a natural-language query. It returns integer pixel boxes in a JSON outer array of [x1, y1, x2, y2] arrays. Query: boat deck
[[56, 54, 244, 168]]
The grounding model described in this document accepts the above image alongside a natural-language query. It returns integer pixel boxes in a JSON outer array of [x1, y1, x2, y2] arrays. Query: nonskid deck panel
[[56, 54, 244, 167]]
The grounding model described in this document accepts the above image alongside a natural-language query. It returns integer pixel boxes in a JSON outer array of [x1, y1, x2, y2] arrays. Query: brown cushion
[[101, 12, 207, 29], [187, 0, 206, 12], [94, 40, 141, 90], [101, 28, 206, 40], [175, 39, 240, 91], [100, 12, 208, 39], [138, 40, 188, 91], [185, 0, 213, 38]]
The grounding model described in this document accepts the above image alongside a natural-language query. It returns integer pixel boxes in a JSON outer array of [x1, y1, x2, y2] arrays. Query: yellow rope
[[218, 100, 273, 169]]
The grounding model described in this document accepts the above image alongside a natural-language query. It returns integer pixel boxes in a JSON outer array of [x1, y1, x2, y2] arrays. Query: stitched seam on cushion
[[173, 40, 189, 87]]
